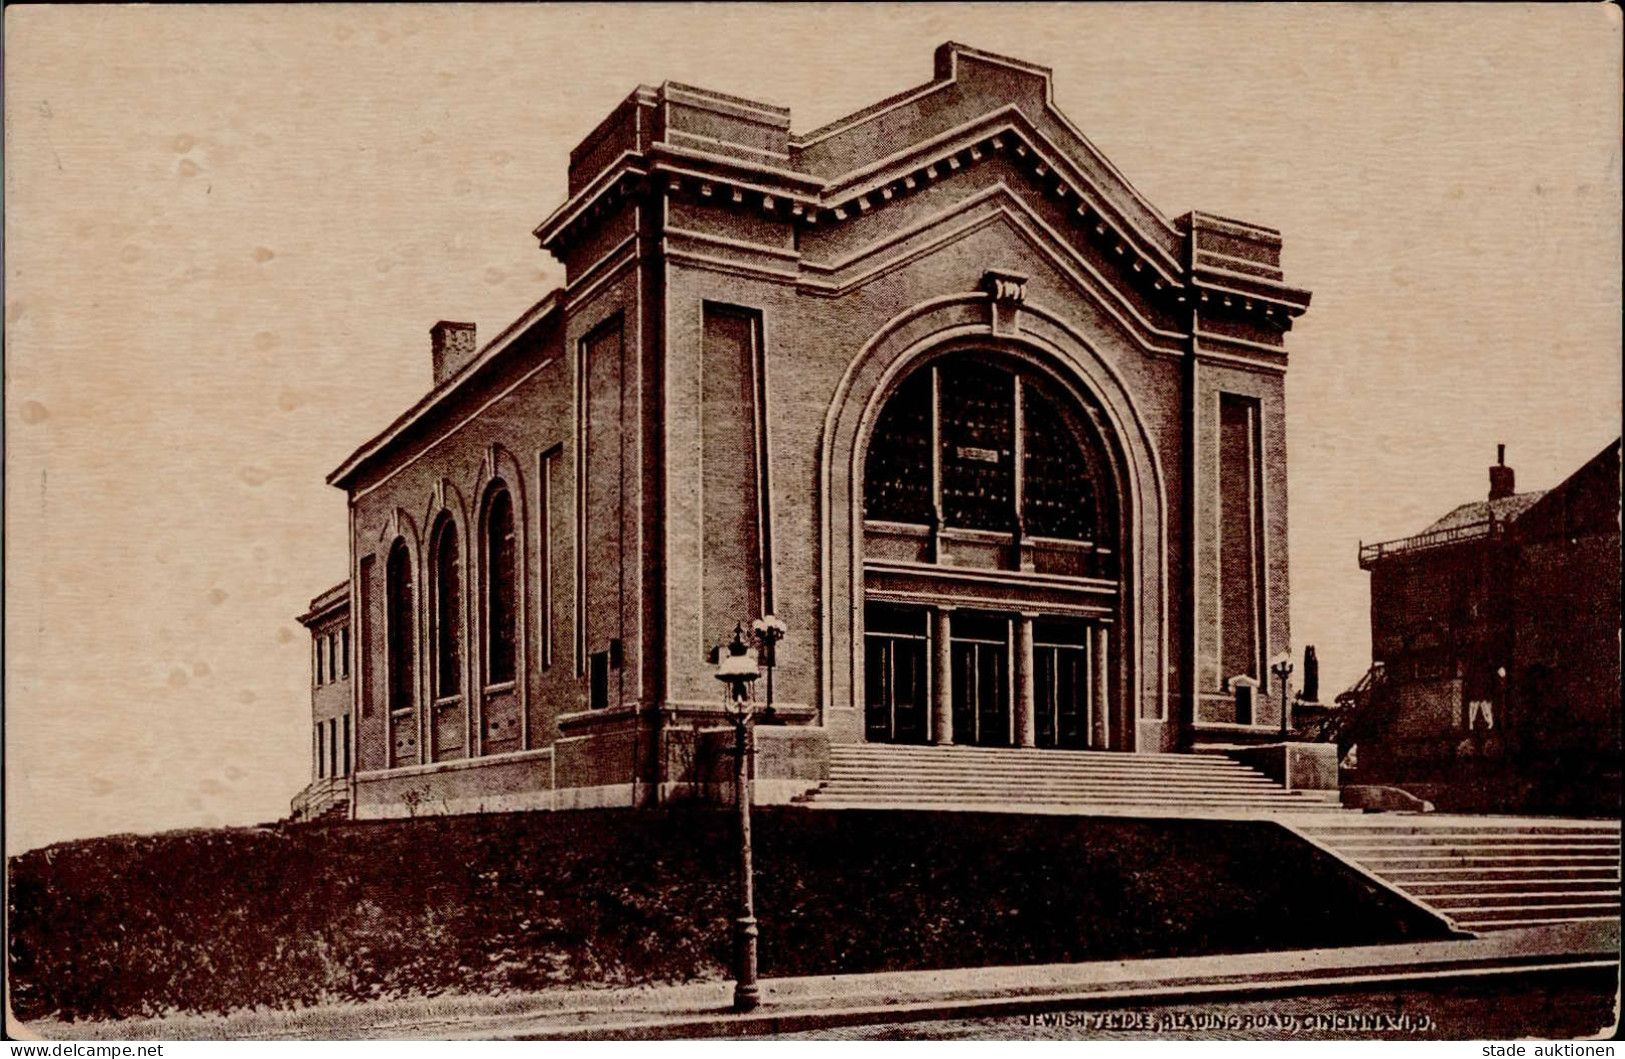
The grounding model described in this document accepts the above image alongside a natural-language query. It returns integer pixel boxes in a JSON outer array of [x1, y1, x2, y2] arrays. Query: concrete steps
[[1292, 819, 1621, 933], [796, 744, 1344, 814]]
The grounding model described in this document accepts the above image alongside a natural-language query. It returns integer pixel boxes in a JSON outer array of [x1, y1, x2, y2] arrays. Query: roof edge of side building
[[326, 289, 563, 491], [297, 581, 350, 627]]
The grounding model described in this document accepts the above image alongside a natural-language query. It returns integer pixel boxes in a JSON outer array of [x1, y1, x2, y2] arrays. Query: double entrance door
[[864, 603, 1110, 748]]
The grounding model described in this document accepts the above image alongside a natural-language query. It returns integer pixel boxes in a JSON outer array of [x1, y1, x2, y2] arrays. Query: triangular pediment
[[535, 42, 1310, 331], [794, 43, 1182, 268]]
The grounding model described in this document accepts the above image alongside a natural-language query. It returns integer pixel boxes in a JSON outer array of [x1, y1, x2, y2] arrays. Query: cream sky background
[[5, 4, 1619, 854]]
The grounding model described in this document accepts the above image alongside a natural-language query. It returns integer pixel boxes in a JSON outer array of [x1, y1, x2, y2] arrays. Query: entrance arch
[[860, 348, 1125, 748], [819, 296, 1170, 752]]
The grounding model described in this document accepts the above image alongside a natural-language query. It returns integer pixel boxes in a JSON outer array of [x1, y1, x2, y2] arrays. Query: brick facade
[[1354, 440, 1622, 813]]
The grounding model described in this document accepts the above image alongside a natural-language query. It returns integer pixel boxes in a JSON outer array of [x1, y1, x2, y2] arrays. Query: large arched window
[[432, 518, 462, 699], [863, 353, 1116, 550], [484, 486, 517, 686], [386, 538, 415, 713]]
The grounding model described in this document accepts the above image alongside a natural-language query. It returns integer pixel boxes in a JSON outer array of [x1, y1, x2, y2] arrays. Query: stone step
[[1458, 915, 1619, 930], [1351, 854, 1621, 870], [804, 798, 1347, 814], [1298, 824, 1620, 838], [824, 772, 1291, 791], [825, 769, 1293, 786], [1425, 890, 1621, 911], [1316, 839, 1620, 852], [826, 760, 1282, 776], [807, 790, 1337, 807], [1405, 879, 1622, 897], [1368, 866, 1620, 885], [1450, 903, 1622, 924], [814, 783, 1339, 804]]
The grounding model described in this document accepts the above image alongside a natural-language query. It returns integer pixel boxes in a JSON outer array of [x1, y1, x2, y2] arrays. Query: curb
[[501, 954, 1620, 1040]]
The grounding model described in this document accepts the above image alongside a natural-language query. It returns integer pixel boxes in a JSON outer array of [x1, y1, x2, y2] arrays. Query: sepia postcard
[[5, 3, 1621, 1044]]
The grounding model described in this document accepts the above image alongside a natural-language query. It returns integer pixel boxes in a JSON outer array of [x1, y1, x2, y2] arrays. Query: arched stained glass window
[[484, 487, 517, 686], [862, 353, 1116, 548], [386, 539, 415, 713], [433, 519, 462, 699]]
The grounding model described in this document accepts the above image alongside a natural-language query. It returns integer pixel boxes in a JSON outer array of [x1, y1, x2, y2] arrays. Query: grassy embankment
[[8, 807, 1451, 1022]]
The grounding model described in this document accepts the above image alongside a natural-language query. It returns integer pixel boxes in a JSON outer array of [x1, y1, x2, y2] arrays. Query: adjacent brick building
[[293, 43, 1314, 819], [292, 582, 353, 821], [1351, 440, 1622, 813]]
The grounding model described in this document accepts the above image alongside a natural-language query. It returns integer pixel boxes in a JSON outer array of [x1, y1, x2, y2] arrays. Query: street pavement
[[21, 918, 1616, 1041]]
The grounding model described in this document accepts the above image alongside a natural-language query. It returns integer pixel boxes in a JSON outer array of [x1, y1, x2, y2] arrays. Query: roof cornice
[[327, 290, 562, 490]]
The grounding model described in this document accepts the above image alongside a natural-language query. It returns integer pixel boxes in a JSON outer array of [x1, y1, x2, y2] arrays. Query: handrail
[[290, 775, 349, 820]]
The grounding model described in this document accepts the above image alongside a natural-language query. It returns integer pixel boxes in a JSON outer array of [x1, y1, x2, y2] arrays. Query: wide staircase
[[1292, 818, 1622, 933], [795, 744, 1344, 815]]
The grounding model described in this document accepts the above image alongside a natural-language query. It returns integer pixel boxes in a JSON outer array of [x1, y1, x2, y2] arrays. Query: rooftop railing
[[1358, 517, 1504, 569]]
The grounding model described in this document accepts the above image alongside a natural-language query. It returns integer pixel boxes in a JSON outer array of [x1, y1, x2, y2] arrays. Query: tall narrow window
[[386, 539, 415, 714], [341, 626, 350, 679], [315, 637, 325, 686], [329, 717, 338, 779], [484, 487, 517, 686], [433, 519, 462, 699], [540, 446, 559, 670], [342, 715, 351, 776], [317, 723, 326, 778], [328, 633, 338, 687]]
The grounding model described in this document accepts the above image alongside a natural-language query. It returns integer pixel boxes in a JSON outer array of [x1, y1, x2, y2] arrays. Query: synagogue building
[[291, 43, 1314, 820]]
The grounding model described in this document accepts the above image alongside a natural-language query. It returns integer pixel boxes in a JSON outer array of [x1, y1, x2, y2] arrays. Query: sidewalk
[[19, 919, 1617, 1041]]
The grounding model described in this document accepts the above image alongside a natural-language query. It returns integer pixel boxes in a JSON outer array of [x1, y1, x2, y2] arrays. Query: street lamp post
[[1271, 653, 1295, 740], [714, 624, 761, 1013]]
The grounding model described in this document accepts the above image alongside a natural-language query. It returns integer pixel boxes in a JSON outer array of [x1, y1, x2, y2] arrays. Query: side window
[[484, 487, 517, 686], [387, 539, 416, 713]]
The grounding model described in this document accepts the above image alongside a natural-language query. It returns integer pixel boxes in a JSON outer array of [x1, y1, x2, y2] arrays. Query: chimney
[[1488, 443, 1515, 500], [430, 321, 478, 384]]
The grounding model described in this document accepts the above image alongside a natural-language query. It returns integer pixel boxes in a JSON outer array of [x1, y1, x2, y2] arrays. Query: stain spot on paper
[[277, 389, 304, 412], [253, 247, 276, 263], [172, 133, 196, 154], [193, 661, 212, 677], [21, 401, 50, 424], [238, 689, 258, 704], [453, 178, 473, 196], [240, 466, 269, 486], [276, 627, 294, 644], [90, 777, 116, 797], [254, 331, 278, 351], [207, 587, 229, 605], [484, 267, 506, 285], [179, 159, 200, 178], [168, 666, 189, 688]]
